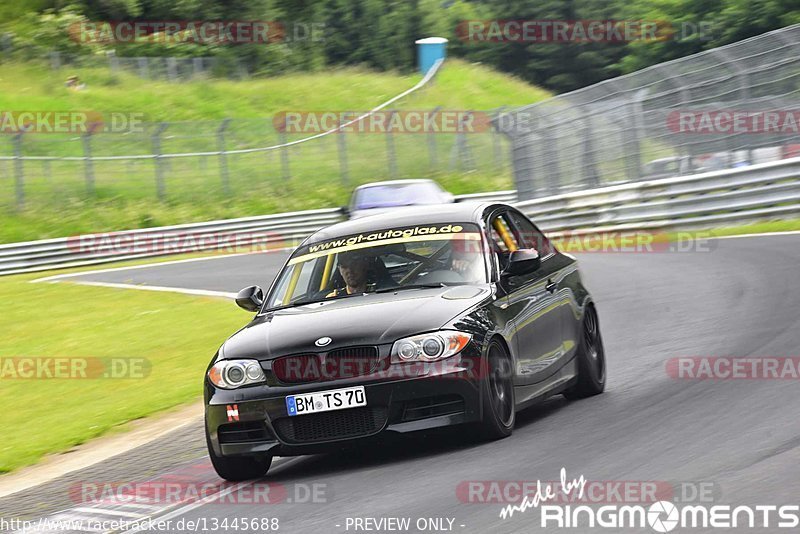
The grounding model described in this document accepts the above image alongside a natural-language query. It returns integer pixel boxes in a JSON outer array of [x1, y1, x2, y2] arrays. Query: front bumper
[[205, 353, 483, 457]]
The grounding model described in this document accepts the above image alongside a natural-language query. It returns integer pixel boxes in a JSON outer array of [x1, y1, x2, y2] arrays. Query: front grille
[[401, 395, 465, 422], [273, 406, 388, 443], [218, 421, 273, 444], [272, 346, 379, 384], [272, 354, 320, 384]]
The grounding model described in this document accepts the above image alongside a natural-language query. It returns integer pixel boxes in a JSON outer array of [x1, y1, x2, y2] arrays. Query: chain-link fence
[[1, 34, 251, 81], [0, 111, 511, 211], [46, 50, 250, 81], [500, 24, 800, 200]]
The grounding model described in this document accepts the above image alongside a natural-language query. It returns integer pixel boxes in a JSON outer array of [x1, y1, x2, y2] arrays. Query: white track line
[[66, 280, 237, 299], [31, 247, 292, 284], [711, 229, 800, 240]]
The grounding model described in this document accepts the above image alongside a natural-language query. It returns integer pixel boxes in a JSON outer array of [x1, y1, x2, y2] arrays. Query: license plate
[[285, 386, 366, 417]]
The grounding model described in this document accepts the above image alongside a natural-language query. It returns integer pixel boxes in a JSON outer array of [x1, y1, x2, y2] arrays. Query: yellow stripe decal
[[320, 253, 335, 290], [288, 233, 482, 266], [284, 263, 303, 301]]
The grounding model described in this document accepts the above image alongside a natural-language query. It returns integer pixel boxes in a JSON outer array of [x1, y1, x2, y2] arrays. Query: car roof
[[304, 202, 504, 244], [353, 179, 441, 190]]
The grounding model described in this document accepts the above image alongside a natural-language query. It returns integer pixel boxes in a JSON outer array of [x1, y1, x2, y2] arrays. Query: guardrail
[[516, 157, 800, 235], [0, 208, 343, 276], [1, 157, 798, 275]]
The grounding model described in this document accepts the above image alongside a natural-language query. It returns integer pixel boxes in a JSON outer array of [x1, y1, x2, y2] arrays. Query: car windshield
[[353, 182, 443, 209], [265, 223, 486, 310]]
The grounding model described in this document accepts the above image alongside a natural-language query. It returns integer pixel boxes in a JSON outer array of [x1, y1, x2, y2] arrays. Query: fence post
[[511, 133, 537, 201], [137, 57, 149, 79], [107, 50, 119, 73], [12, 131, 24, 209], [386, 110, 398, 179], [166, 58, 178, 82], [278, 116, 291, 182], [152, 122, 168, 201], [492, 107, 506, 167], [713, 48, 752, 165], [1, 33, 11, 61], [217, 118, 232, 196], [337, 114, 349, 186], [81, 128, 96, 197], [49, 51, 61, 70], [580, 116, 600, 188], [541, 125, 560, 193], [460, 112, 476, 171], [427, 106, 441, 169]]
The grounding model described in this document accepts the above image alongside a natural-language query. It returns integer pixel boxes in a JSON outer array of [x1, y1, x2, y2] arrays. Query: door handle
[[545, 280, 558, 293]]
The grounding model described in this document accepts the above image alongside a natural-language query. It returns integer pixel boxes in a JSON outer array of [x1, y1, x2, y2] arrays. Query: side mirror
[[501, 249, 541, 277], [340, 205, 351, 218], [235, 285, 264, 312]]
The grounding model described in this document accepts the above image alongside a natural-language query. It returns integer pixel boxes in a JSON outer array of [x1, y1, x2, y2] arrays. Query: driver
[[327, 251, 371, 297], [449, 239, 482, 280]]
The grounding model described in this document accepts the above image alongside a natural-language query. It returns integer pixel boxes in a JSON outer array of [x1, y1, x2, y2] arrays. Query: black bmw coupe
[[205, 202, 605, 480]]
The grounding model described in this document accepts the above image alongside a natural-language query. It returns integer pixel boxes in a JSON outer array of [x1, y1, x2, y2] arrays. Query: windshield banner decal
[[290, 224, 481, 265]]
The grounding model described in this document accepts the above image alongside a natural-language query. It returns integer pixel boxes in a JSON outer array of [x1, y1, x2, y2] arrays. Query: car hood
[[220, 285, 493, 360]]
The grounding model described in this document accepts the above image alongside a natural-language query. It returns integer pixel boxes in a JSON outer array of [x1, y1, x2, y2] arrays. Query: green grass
[[0, 59, 548, 120], [0, 269, 245, 473], [0, 59, 551, 244], [705, 218, 800, 237]]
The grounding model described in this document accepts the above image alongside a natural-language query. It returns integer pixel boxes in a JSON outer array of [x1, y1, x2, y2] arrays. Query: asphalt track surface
[[5, 234, 800, 534]]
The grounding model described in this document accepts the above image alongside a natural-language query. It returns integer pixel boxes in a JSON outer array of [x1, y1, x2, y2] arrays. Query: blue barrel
[[415, 37, 448, 74]]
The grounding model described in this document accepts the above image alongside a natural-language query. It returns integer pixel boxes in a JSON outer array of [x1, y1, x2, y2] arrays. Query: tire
[[477, 338, 515, 439], [206, 426, 272, 481], [563, 305, 606, 399]]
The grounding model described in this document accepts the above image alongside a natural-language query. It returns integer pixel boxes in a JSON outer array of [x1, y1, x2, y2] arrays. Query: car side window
[[507, 211, 553, 256], [488, 212, 520, 270]]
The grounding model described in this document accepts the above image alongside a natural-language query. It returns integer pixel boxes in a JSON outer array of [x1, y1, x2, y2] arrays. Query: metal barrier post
[[217, 118, 232, 196], [12, 131, 24, 209], [81, 128, 96, 197], [337, 114, 349, 186], [428, 106, 441, 168], [279, 116, 291, 182], [386, 110, 398, 179], [152, 123, 168, 201]]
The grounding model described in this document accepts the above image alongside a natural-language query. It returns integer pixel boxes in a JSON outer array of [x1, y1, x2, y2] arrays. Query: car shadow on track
[[263, 395, 571, 481]]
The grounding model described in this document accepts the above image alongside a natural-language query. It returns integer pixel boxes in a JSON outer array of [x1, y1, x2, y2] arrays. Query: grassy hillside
[[0, 59, 550, 243], [0, 59, 549, 119]]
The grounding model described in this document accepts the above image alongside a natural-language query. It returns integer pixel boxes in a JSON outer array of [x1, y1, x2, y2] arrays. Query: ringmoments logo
[[499, 468, 800, 531]]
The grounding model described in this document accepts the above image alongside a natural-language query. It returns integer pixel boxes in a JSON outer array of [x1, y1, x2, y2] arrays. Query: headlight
[[390, 331, 472, 363], [208, 359, 266, 389]]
